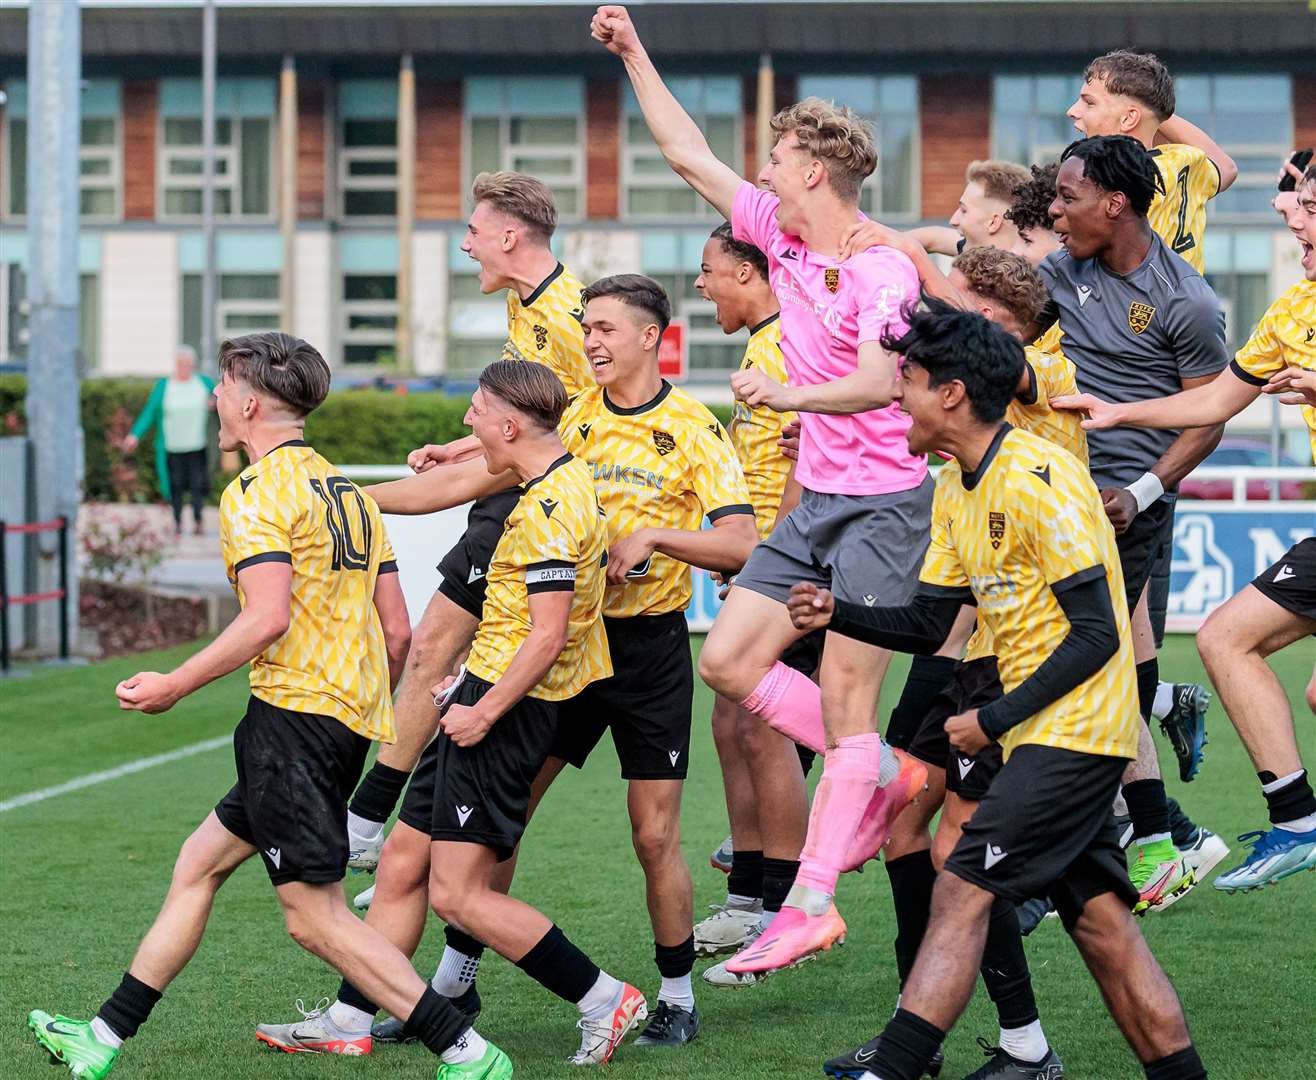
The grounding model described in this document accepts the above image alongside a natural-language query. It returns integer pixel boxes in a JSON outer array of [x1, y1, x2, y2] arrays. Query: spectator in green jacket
[[123, 347, 215, 536]]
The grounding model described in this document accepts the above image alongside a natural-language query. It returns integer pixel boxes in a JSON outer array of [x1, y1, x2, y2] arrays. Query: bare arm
[[908, 226, 963, 257], [1157, 115, 1239, 193], [1052, 367, 1261, 431], [608, 510, 759, 582], [1147, 373, 1227, 490], [372, 570, 412, 691], [439, 590, 571, 747], [365, 455, 517, 515], [407, 434, 484, 474], [591, 5, 742, 218], [776, 458, 803, 520], [784, 341, 901, 414], [115, 561, 293, 713]]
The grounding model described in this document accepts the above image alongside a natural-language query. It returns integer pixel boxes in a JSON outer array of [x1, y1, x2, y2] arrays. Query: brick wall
[[296, 79, 326, 220], [586, 78, 620, 219], [121, 80, 157, 220], [920, 75, 990, 221], [1294, 74, 1316, 158], [416, 79, 463, 220]]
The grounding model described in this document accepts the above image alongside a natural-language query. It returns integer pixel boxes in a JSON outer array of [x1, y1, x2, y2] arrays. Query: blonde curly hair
[[951, 246, 1049, 334], [769, 97, 877, 203]]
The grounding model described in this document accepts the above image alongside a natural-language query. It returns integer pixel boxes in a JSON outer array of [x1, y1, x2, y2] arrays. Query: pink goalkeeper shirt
[[732, 181, 927, 496]]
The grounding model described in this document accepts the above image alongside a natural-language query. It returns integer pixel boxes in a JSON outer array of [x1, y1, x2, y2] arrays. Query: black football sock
[[1136, 658, 1158, 725], [884, 849, 935, 986], [761, 857, 799, 915], [348, 761, 411, 825], [336, 979, 379, 1017], [1259, 769, 1316, 826], [1124, 779, 1172, 845], [402, 986, 472, 1057], [1165, 796, 1199, 848], [727, 849, 763, 902], [514, 925, 600, 1004], [1144, 1045, 1207, 1080], [856, 1008, 947, 1080], [980, 898, 1040, 1031], [96, 973, 163, 1042]]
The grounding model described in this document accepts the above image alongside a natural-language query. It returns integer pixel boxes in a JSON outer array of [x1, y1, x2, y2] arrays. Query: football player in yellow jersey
[[1067, 50, 1238, 275], [366, 274, 758, 1048], [332, 175, 592, 1024], [27, 334, 515, 1080], [1055, 165, 1316, 894], [688, 223, 822, 983], [789, 306, 1208, 1080]]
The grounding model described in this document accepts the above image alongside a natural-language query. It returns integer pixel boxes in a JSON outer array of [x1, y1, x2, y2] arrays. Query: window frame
[[340, 272, 400, 367], [338, 118, 400, 222], [158, 113, 275, 224], [1, 112, 124, 223]]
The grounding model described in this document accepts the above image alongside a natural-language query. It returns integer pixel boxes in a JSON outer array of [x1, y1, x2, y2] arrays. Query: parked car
[[1178, 439, 1307, 501]]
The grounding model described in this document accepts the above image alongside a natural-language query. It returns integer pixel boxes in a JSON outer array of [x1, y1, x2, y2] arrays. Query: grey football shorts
[[734, 474, 934, 609]]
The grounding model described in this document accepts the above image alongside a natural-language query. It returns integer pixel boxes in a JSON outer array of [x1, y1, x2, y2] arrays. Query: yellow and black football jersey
[[1146, 143, 1221, 275], [560, 381, 753, 618], [219, 440, 397, 742], [465, 454, 612, 700], [1007, 345, 1089, 466], [1230, 280, 1316, 464], [728, 313, 795, 538], [1032, 323, 1063, 357], [503, 262, 593, 399], [920, 426, 1138, 760]]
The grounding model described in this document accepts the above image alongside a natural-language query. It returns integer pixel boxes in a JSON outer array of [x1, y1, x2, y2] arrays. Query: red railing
[[0, 517, 70, 672]]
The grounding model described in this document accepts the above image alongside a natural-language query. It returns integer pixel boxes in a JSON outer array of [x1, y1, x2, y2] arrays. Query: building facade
[[1, 2, 1313, 438]]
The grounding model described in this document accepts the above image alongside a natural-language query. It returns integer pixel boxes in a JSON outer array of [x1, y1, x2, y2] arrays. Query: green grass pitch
[[2, 637, 1314, 1079]]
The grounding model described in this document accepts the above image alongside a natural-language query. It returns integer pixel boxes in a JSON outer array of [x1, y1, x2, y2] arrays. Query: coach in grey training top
[[1039, 231, 1228, 495]]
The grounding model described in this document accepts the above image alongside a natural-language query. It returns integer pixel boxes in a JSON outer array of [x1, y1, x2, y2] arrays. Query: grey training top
[[1039, 232, 1227, 492]]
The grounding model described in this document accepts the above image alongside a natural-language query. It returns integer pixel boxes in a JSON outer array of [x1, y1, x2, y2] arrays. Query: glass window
[[339, 89, 399, 219], [796, 76, 920, 220], [990, 74, 1084, 168], [180, 272, 280, 356], [466, 77, 584, 219], [623, 77, 741, 220], [79, 274, 100, 368], [4, 114, 122, 221], [342, 273, 398, 365], [159, 83, 274, 222]]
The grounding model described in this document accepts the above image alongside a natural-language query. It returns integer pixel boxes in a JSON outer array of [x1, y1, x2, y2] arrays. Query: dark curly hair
[[1061, 135, 1165, 218], [1005, 161, 1060, 241], [709, 222, 769, 282]]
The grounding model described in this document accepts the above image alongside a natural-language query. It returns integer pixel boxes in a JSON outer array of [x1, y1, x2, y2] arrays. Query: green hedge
[[0, 375, 732, 502]]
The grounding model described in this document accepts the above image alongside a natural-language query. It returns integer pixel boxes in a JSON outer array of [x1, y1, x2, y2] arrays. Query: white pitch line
[[0, 735, 231, 813]]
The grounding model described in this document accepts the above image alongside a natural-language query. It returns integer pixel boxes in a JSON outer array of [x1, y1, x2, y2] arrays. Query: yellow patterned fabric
[[561, 381, 753, 618], [1146, 143, 1221, 274], [729, 314, 795, 537], [920, 427, 1138, 760], [503, 263, 593, 399], [1032, 323, 1063, 357], [1007, 345, 1089, 467], [220, 441, 397, 742], [465, 454, 612, 700], [1231, 280, 1316, 463]]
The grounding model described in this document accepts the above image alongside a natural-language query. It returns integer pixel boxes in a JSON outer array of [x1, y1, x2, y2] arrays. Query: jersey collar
[[272, 438, 309, 452], [959, 424, 1012, 491], [521, 262, 565, 308], [603, 379, 672, 416], [749, 311, 780, 337], [521, 451, 573, 491]]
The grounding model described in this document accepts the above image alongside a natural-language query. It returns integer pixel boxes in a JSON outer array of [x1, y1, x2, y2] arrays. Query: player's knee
[[172, 833, 230, 893], [377, 830, 430, 893], [631, 815, 679, 867], [930, 827, 957, 872], [1195, 609, 1231, 669], [282, 904, 327, 954], [427, 871, 468, 924], [697, 645, 735, 697]]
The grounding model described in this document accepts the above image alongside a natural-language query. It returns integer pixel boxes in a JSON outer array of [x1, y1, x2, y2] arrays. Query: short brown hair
[[218, 332, 330, 417], [965, 160, 1031, 205], [952, 246, 1049, 334], [477, 360, 567, 433], [769, 97, 877, 203], [1084, 50, 1175, 122], [582, 274, 672, 336], [471, 170, 557, 240]]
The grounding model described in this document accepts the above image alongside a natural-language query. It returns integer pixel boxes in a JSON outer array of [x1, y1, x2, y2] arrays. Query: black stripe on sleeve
[[1050, 564, 1106, 596], [525, 560, 577, 594], [1228, 358, 1269, 387], [234, 551, 293, 574], [378, 559, 399, 575], [707, 503, 755, 523]]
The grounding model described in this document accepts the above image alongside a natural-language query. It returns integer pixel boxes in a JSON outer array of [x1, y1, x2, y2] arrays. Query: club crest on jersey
[[1128, 302, 1155, 335], [824, 267, 841, 294], [533, 324, 548, 351], [988, 511, 1006, 550], [652, 429, 677, 456]]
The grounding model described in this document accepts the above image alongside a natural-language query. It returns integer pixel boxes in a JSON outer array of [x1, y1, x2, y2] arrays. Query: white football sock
[[577, 971, 624, 1018], [440, 1027, 487, 1065], [998, 1019, 1049, 1062], [783, 882, 832, 917], [658, 974, 694, 1012], [327, 1000, 373, 1034], [90, 1017, 124, 1050], [1261, 769, 1305, 793], [1277, 813, 1316, 832], [346, 810, 384, 839], [1151, 682, 1175, 721], [877, 737, 900, 786], [431, 945, 481, 998], [724, 892, 758, 909], [1132, 832, 1172, 848]]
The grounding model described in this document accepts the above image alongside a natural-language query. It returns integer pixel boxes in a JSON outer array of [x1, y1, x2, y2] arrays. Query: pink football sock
[[741, 661, 825, 753], [794, 733, 886, 895]]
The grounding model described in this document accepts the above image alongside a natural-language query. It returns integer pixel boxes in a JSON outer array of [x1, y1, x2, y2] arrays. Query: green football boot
[[28, 1012, 119, 1080], [436, 1042, 513, 1079]]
